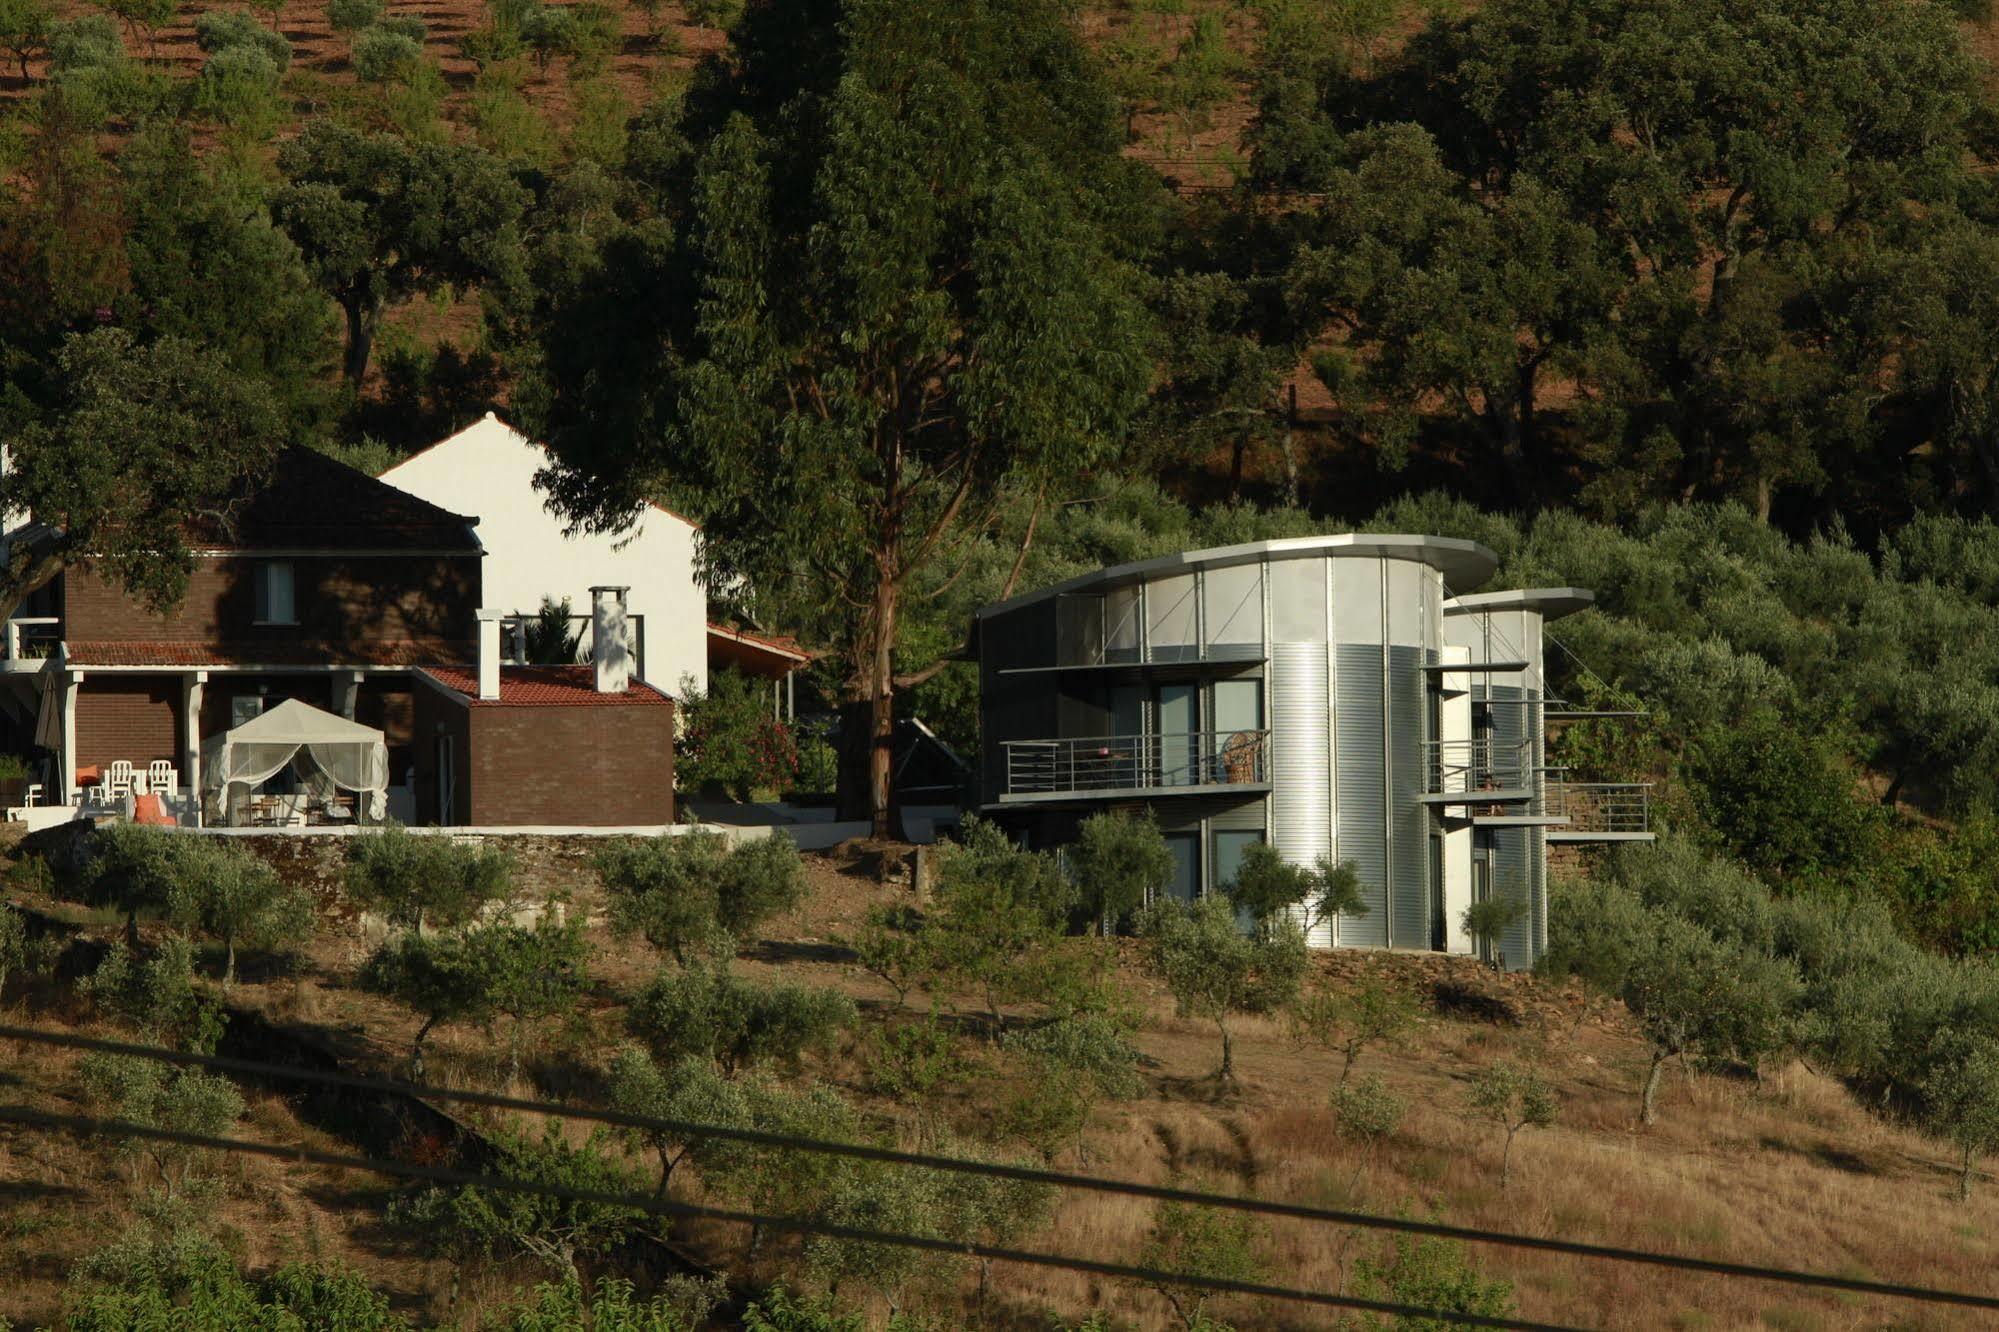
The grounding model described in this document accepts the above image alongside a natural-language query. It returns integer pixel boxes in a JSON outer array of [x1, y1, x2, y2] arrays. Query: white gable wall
[[381, 414, 708, 697]]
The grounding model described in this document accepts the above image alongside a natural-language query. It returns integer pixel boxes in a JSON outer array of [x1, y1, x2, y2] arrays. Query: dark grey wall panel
[[1335, 644, 1387, 946], [1388, 646, 1427, 949]]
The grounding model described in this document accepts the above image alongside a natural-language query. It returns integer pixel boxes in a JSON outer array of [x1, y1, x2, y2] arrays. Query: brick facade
[[409, 682, 675, 827], [63, 554, 481, 653], [74, 678, 181, 771]]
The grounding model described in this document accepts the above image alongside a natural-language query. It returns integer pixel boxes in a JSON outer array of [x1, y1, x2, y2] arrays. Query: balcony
[[1546, 781, 1654, 841], [1419, 738, 1538, 804], [999, 730, 1270, 803], [2, 617, 59, 673]]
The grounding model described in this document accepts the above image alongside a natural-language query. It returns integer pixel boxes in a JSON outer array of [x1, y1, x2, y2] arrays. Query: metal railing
[[499, 612, 647, 682], [1424, 738, 1536, 796], [1547, 781, 1652, 834], [1003, 730, 1270, 796]]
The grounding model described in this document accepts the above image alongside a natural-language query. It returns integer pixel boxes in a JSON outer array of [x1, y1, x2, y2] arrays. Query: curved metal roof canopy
[[973, 533, 1499, 620]]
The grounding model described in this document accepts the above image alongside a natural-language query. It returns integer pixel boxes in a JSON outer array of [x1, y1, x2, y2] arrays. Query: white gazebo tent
[[201, 698, 389, 825]]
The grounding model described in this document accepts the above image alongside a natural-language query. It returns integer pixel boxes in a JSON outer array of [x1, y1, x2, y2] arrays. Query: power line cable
[[6, 1023, 1997, 1313], [0, 1102, 1578, 1332]]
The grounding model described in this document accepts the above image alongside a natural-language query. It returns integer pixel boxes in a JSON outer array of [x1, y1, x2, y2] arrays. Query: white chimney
[[591, 586, 631, 694], [475, 608, 502, 700]]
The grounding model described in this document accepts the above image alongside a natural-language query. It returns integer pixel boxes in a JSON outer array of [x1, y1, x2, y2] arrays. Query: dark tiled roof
[[67, 640, 469, 667], [188, 446, 481, 552], [419, 664, 677, 708]]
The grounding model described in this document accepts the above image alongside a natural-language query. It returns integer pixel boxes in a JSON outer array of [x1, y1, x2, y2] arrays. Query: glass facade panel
[[1212, 678, 1263, 732], [1055, 594, 1104, 665], [1204, 563, 1263, 656], [1146, 574, 1199, 662], [1106, 586, 1142, 662]]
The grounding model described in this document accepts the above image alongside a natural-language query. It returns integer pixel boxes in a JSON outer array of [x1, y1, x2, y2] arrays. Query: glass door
[[1212, 678, 1264, 785], [1108, 685, 1145, 789], [1156, 683, 1199, 786], [1214, 829, 1264, 929]]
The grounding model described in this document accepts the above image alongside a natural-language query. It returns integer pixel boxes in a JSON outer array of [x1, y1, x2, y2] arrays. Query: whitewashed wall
[[381, 414, 709, 696]]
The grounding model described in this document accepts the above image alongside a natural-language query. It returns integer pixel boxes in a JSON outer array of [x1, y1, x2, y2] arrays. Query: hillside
[[2, 829, 1995, 1331]]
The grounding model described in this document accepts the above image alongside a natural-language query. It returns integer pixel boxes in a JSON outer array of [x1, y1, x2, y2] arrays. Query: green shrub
[[1070, 808, 1173, 928], [676, 667, 798, 799], [344, 822, 513, 936], [390, 1119, 643, 1281], [326, 0, 380, 35], [161, 836, 313, 986], [352, 25, 421, 82], [596, 828, 805, 963], [627, 965, 854, 1076], [1331, 1072, 1405, 1145], [1140, 893, 1307, 1083], [193, 9, 288, 64]]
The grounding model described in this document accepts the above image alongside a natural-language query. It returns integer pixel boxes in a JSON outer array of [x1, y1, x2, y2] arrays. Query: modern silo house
[[970, 534, 1653, 969]]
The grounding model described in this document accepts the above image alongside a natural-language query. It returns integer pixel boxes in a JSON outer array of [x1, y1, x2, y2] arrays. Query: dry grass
[[7, 841, 1999, 1328]]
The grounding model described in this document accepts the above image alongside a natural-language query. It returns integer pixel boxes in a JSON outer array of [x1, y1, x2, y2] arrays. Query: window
[[1213, 829, 1265, 929], [254, 561, 295, 625], [1161, 832, 1200, 905]]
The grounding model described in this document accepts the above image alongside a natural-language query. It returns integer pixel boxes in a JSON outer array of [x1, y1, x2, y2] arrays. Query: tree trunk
[[1229, 432, 1247, 502], [1282, 383, 1300, 506], [342, 299, 376, 386], [1217, 1019, 1234, 1083], [867, 565, 898, 841], [1754, 473, 1773, 524], [1499, 1127, 1515, 1190], [1882, 769, 1906, 809], [1961, 1144, 1976, 1203], [410, 1014, 438, 1080], [223, 937, 237, 989], [1640, 1048, 1667, 1126]]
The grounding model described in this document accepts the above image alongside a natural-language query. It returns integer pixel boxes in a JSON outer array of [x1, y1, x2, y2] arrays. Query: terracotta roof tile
[[67, 640, 469, 667], [706, 622, 811, 661], [419, 664, 677, 707]]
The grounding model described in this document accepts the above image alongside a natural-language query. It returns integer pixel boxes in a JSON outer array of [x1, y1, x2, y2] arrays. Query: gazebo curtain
[[201, 699, 389, 819]]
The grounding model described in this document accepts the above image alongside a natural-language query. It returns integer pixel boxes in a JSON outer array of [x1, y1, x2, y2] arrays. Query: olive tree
[[627, 965, 854, 1078], [596, 829, 805, 965], [605, 1046, 749, 1197], [1070, 809, 1174, 929], [1290, 977, 1418, 1087], [343, 822, 513, 937], [165, 838, 313, 987], [1465, 1061, 1557, 1190], [1225, 843, 1366, 938], [924, 817, 1076, 1038], [0, 902, 27, 1007], [479, 904, 590, 1081], [1141, 894, 1307, 1083], [1622, 909, 1800, 1125], [79, 1054, 244, 1201], [359, 928, 496, 1079], [1922, 1033, 1999, 1202], [391, 1119, 643, 1283]]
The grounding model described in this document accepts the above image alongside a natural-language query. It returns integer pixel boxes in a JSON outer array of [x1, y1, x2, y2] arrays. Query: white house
[[381, 414, 713, 696]]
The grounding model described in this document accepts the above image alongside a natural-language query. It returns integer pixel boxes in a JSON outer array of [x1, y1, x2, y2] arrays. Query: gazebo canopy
[[202, 698, 389, 817]]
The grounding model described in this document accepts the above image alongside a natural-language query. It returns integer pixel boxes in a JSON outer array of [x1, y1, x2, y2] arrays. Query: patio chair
[[106, 760, 135, 800], [146, 760, 176, 798]]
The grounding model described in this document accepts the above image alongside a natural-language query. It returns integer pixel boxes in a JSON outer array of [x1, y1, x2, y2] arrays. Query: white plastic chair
[[106, 760, 135, 800], [147, 761, 175, 798]]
